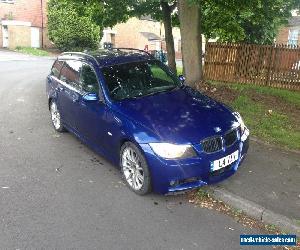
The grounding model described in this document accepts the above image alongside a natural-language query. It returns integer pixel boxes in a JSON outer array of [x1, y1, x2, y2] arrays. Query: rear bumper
[[140, 134, 249, 194]]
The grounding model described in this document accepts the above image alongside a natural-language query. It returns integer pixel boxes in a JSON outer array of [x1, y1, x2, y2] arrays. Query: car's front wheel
[[120, 142, 151, 195], [49, 100, 65, 132]]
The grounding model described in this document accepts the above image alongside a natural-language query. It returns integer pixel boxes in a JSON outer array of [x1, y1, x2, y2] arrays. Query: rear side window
[[50, 60, 63, 78], [59, 60, 82, 90]]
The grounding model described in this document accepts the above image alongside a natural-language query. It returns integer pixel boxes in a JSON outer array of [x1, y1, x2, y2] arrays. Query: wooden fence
[[204, 43, 300, 90]]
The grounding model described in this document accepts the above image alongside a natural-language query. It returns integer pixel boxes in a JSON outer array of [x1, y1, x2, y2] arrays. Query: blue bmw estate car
[[46, 48, 249, 195]]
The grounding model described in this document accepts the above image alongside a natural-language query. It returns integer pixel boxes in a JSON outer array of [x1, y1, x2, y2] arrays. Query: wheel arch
[[119, 138, 151, 174], [48, 97, 53, 110], [48, 95, 59, 110]]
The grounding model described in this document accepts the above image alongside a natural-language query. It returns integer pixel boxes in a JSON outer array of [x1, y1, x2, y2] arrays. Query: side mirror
[[82, 93, 99, 102], [178, 75, 185, 84]]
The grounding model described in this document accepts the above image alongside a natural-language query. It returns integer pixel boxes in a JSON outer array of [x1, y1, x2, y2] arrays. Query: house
[[276, 11, 300, 46], [101, 17, 182, 59], [0, 0, 52, 49], [0, 1, 182, 55]]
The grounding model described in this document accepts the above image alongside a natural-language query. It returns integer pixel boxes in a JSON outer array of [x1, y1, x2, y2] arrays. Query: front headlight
[[149, 143, 197, 159], [233, 112, 246, 133]]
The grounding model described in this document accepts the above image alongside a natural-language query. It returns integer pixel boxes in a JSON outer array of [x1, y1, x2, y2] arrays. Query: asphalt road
[[0, 51, 269, 250]]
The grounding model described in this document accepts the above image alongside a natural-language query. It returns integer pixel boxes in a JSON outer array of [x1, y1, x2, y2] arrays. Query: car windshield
[[101, 60, 181, 101]]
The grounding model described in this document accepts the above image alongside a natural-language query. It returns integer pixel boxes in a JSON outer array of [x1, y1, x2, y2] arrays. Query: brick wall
[[112, 17, 182, 59], [113, 18, 160, 50], [0, 0, 53, 48], [276, 27, 290, 44], [0, 0, 46, 27], [42, 27, 54, 48]]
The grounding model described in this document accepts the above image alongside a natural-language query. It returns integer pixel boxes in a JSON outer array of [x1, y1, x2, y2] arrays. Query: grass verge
[[197, 81, 300, 151], [15, 47, 50, 56]]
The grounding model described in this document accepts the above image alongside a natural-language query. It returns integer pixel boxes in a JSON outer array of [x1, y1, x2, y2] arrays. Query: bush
[[47, 0, 101, 51]]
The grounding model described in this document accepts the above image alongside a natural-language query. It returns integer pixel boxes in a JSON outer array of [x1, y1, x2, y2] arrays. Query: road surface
[[0, 51, 269, 249]]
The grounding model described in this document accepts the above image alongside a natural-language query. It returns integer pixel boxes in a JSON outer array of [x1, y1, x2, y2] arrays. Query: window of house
[[288, 29, 299, 46]]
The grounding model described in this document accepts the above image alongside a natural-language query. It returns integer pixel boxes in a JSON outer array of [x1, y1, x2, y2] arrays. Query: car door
[[57, 60, 82, 132], [75, 63, 109, 150]]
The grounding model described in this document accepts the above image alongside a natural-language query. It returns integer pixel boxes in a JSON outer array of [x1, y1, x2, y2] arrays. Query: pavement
[[211, 139, 300, 234], [0, 48, 55, 61], [0, 50, 298, 249]]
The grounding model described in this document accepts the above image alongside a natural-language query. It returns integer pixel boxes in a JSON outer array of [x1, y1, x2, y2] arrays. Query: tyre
[[120, 142, 151, 195], [49, 100, 65, 132]]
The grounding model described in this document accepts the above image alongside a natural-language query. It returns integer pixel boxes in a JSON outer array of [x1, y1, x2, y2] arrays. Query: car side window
[[80, 64, 99, 94], [59, 60, 82, 90], [50, 60, 63, 78]]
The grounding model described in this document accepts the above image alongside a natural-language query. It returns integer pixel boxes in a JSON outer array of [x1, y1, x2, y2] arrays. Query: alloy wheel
[[121, 147, 144, 191]]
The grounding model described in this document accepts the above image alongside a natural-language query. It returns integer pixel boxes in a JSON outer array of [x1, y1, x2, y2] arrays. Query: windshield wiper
[[117, 86, 181, 101], [142, 86, 179, 97]]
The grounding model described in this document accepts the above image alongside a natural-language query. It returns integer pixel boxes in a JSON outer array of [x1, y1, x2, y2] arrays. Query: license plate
[[211, 150, 239, 172]]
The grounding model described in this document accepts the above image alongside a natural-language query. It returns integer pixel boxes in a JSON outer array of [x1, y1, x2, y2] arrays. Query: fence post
[[266, 45, 274, 86], [234, 43, 240, 82]]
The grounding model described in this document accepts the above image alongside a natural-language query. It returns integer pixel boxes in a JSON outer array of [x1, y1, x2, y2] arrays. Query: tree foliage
[[47, 0, 101, 51], [130, 0, 179, 26], [126, 0, 297, 45], [101, 0, 133, 27], [70, 0, 133, 27], [179, 0, 297, 84], [200, 0, 298, 44]]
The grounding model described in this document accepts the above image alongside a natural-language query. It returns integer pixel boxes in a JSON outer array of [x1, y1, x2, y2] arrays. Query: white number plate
[[211, 150, 239, 172]]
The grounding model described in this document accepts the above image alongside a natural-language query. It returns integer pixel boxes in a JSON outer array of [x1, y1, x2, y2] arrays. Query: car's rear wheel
[[50, 100, 65, 132], [120, 142, 151, 195]]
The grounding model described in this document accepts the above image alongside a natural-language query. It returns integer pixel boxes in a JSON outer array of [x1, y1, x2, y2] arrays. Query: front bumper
[[140, 131, 249, 194]]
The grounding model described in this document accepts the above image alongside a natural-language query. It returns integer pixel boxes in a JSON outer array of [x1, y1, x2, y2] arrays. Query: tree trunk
[[160, 1, 177, 74], [178, 0, 202, 87]]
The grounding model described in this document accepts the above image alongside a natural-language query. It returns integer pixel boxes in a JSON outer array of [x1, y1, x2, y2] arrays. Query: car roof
[[57, 48, 155, 67]]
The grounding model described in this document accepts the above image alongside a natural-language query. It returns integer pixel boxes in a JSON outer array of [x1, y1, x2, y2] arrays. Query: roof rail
[[60, 51, 99, 65], [110, 47, 153, 57]]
